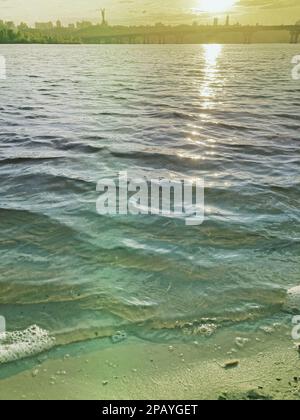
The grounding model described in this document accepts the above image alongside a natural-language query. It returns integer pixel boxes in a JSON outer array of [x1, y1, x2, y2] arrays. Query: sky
[[0, 0, 300, 26]]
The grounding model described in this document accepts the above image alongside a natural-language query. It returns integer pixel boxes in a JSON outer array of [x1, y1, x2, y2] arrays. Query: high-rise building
[[101, 8, 108, 26], [226, 16, 230, 26], [213, 18, 219, 26]]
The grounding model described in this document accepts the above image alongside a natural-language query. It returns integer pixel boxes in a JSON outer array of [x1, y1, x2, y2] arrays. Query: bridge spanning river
[[78, 24, 300, 44]]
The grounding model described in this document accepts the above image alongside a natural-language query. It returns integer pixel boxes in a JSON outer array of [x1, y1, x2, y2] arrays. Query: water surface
[[0, 44, 299, 360]]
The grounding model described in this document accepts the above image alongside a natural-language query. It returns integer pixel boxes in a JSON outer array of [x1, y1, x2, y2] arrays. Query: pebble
[[102, 381, 108, 386], [32, 369, 39, 378], [222, 360, 240, 369], [56, 370, 67, 376]]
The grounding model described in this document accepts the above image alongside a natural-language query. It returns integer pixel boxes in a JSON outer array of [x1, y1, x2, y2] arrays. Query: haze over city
[[0, 0, 300, 26]]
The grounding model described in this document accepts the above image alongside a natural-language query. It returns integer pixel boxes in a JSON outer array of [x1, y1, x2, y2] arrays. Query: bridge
[[78, 23, 300, 44]]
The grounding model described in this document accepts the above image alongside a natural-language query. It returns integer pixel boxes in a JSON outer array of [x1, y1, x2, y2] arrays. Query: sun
[[200, 0, 236, 13]]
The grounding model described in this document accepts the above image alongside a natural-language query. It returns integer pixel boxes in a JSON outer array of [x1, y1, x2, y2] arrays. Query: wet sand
[[0, 332, 299, 400]]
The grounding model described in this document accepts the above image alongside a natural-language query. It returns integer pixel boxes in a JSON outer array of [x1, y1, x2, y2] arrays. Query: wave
[[0, 325, 55, 365], [0, 156, 65, 165]]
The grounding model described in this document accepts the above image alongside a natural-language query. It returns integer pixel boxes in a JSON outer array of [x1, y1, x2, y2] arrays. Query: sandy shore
[[0, 330, 299, 400]]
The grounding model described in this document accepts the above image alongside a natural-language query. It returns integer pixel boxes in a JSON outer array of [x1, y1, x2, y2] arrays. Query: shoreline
[[0, 330, 299, 400], [0, 42, 297, 45]]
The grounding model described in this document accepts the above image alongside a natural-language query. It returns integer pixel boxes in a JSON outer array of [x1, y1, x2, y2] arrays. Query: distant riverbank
[[0, 23, 299, 44]]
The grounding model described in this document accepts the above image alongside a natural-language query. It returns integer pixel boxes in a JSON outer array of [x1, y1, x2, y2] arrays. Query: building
[[213, 18, 219, 26], [226, 16, 230, 26], [100, 8, 108, 26]]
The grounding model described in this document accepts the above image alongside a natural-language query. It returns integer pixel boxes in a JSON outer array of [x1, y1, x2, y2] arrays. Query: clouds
[[234, 0, 300, 24], [0, 0, 299, 25], [238, 0, 299, 9]]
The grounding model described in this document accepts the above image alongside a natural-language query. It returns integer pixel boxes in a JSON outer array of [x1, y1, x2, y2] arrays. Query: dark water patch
[[147, 110, 196, 120], [51, 140, 107, 154], [0, 156, 65, 165]]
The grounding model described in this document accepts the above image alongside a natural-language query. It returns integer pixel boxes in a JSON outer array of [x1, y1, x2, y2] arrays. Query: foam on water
[[284, 286, 300, 313], [0, 325, 55, 365]]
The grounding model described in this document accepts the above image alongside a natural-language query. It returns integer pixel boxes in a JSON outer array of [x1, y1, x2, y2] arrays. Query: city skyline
[[0, 0, 300, 26]]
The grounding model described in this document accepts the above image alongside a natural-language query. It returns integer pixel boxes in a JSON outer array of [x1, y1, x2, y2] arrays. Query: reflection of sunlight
[[204, 44, 222, 67], [200, 44, 222, 109], [181, 45, 222, 165]]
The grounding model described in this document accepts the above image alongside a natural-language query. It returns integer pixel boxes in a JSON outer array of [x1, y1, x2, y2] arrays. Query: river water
[[0, 44, 299, 362]]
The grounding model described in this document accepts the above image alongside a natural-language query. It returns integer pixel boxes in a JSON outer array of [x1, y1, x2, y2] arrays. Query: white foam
[[111, 331, 127, 344], [0, 325, 55, 365], [284, 286, 300, 312]]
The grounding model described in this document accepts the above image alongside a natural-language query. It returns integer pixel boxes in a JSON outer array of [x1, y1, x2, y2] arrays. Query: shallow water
[[0, 44, 299, 361]]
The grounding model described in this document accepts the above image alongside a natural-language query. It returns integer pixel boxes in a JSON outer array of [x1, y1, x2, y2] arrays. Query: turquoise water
[[0, 44, 299, 361]]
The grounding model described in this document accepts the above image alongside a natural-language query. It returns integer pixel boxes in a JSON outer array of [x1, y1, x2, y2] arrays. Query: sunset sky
[[0, 0, 300, 26]]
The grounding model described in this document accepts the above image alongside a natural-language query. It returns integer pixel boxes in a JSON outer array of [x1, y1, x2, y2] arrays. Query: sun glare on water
[[199, 0, 236, 13]]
